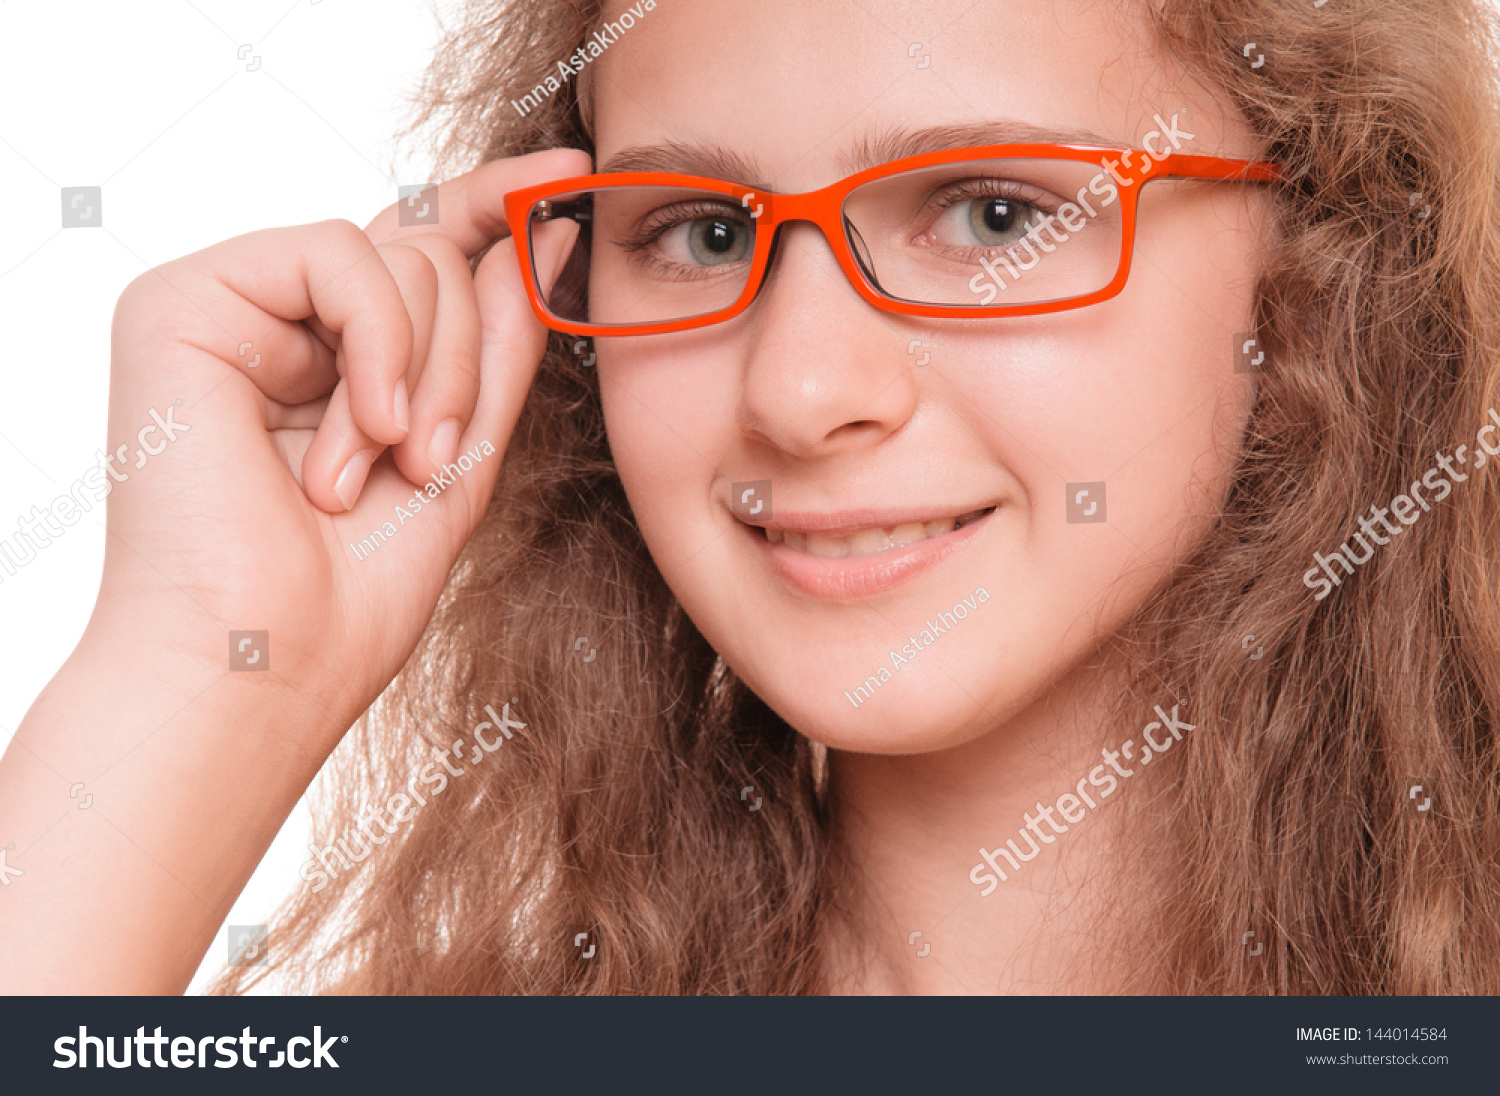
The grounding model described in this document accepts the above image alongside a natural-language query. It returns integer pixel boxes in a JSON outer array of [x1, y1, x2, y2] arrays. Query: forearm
[[0, 625, 333, 994]]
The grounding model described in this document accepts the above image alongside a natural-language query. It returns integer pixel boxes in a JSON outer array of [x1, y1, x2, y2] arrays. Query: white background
[[0, 0, 453, 994], [4, 0, 1498, 997]]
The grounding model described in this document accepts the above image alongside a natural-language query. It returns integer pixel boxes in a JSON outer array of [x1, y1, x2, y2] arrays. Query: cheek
[[590, 194, 1259, 755], [596, 343, 735, 571], [949, 211, 1258, 633]]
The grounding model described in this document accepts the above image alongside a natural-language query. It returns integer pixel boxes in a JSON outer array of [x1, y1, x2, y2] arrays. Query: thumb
[[454, 218, 579, 516]]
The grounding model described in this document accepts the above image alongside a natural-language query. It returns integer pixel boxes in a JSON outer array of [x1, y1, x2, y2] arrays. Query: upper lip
[[736, 505, 995, 537]]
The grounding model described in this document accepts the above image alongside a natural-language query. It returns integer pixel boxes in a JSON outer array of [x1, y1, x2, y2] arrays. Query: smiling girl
[[4, 0, 1500, 995]]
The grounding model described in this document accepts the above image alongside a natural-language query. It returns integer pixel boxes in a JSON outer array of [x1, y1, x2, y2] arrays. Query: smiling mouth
[[759, 507, 995, 558]]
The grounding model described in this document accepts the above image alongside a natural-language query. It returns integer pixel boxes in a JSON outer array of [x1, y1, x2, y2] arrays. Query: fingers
[[449, 217, 579, 520], [302, 380, 378, 511], [302, 233, 483, 506], [363, 147, 593, 256], [383, 235, 482, 481], [301, 241, 437, 512], [311, 225, 418, 450], [315, 150, 592, 514], [264, 395, 329, 431], [164, 150, 595, 518], [192, 219, 414, 447]]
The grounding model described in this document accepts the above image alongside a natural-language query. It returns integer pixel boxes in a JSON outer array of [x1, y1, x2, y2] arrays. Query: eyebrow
[[599, 120, 1131, 187]]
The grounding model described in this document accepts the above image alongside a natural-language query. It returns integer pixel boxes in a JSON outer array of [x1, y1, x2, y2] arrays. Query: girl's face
[[591, 0, 1266, 754]]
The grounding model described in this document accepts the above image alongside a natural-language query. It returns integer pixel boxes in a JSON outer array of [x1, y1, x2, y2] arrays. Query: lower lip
[[746, 510, 994, 600]]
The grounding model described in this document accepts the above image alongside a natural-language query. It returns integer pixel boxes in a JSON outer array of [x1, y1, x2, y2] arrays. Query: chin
[[746, 667, 1008, 756]]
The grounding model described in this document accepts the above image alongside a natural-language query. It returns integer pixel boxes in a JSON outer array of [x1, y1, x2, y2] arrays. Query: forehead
[[589, 0, 1244, 192]]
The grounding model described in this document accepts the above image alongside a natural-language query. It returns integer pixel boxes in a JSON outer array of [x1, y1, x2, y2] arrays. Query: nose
[[735, 221, 920, 460]]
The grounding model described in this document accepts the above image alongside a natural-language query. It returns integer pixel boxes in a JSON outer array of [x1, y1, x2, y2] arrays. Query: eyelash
[[918, 177, 1064, 256], [930, 176, 1060, 216], [613, 201, 754, 282], [612, 176, 1066, 274]]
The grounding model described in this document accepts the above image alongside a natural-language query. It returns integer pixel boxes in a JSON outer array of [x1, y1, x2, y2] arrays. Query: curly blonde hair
[[216, 0, 1500, 995]]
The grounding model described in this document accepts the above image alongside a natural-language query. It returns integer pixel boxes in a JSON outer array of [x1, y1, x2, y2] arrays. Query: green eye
[[967, 197, 1038, 246], [687, 217, 752, 264]]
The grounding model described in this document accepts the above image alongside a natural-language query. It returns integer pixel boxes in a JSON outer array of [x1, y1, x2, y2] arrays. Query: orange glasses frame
[[504, 143, 1282, 337]]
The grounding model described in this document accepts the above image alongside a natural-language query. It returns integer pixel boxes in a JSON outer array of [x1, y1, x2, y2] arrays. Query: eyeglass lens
[[529, 158, 1126, 328]]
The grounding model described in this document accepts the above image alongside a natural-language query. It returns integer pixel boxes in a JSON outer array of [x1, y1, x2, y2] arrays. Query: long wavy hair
[[215, 0, 1500, 995]]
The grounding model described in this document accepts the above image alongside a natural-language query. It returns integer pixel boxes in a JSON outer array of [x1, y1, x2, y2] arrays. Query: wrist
[[59, 609, 345, 798], [74, 590, 363, 772], [0, 616, 346, 992]]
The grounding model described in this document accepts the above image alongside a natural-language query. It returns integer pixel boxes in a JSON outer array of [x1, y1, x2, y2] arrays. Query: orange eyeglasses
[[504, 143, 1281, 337]]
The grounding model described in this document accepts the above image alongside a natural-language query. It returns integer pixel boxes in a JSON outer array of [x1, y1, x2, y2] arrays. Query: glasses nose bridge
[[765, 186, 845, 241], [754, 185, 860, 297]]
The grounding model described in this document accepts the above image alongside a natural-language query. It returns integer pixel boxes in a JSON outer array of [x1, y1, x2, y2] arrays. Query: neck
[[819, 658, 1151, 994]]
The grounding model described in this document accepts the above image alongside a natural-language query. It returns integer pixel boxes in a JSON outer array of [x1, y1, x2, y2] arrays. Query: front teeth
[[764, 510, 987, 558]]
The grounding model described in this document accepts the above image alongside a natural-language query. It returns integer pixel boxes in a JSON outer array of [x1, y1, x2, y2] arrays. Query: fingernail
[[334, 449, 378, 510], [428, 418, 461, 467], [393, 384, 410, 434]]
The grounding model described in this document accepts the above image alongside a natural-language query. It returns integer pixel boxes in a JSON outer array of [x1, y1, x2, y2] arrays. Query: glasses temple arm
[[1150, 153, 1282, 182]]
